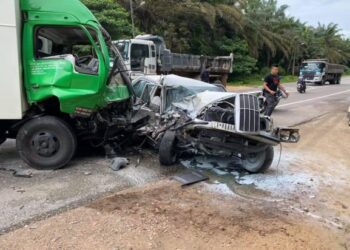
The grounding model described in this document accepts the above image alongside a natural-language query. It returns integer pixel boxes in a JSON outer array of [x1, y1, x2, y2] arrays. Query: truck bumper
[[244, 128, 300, 146], [305, 79, 321, 83]]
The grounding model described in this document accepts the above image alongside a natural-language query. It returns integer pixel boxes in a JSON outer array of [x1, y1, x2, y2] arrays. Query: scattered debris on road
[[0, 167, 33, 178], [110, 157, 130, 171], [13, 169, 33, 178], [172, 171, 209, 186]]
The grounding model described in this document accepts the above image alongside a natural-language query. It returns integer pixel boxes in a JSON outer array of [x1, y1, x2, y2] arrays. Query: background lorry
[[114, 35, 234, 85], [299, 59, 345, 85], [0, 0, 135, 170]]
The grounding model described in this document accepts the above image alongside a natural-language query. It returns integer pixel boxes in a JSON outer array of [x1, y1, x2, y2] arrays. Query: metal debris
[[13, 169, 33, 178], [110, 157, 129, 171], [172, 171, 209, 186]]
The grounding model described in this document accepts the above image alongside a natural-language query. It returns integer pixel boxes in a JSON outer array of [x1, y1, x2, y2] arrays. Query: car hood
[[171, 91, 237, 118]]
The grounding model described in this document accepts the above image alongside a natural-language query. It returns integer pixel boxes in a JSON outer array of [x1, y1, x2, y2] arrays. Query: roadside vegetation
[[83, 0, 350, 83], [229, 75, 298, 87]]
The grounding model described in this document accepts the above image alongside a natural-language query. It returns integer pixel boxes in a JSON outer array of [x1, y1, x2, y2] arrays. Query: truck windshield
[[115, 41, 130, 60], [301, 63, 324, 71]]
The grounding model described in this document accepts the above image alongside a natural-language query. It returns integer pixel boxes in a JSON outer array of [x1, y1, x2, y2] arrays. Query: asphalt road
[[268, 76, 350, 126], [0, 76, 349, 234]]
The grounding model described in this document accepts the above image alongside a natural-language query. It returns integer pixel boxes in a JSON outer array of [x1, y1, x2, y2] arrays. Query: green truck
[[0, 0, 135, 169]]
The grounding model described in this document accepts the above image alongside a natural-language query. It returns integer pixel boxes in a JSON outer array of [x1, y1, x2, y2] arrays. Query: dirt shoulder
[[0, 180, 345, 250]]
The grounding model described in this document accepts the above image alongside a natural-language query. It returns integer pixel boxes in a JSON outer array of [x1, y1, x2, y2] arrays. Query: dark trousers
[[264, 92, 278, 116]]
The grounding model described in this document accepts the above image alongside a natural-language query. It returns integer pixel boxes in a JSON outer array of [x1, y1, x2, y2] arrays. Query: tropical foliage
[[83, 0, 350, 76]]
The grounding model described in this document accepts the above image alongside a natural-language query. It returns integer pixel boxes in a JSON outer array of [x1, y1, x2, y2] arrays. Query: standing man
[[201, 65, 210, 83], [263, 65, 289, 116]]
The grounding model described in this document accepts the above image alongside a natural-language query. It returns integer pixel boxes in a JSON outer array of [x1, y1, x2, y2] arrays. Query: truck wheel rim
[[32, 132, 60, 157]]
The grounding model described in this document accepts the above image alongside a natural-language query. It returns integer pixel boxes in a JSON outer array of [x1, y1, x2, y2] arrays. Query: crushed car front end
[[166, 93, 300, 173], [132, 75, 299, 173]]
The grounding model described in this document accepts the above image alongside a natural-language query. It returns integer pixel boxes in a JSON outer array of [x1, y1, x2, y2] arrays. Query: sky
[[277, 0, 350, 38]]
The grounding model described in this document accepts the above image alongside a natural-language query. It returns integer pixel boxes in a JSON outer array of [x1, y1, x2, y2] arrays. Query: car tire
[[16, 116, 77, 170], [159, 131, 178, 166], [242, 146, 274, 173]]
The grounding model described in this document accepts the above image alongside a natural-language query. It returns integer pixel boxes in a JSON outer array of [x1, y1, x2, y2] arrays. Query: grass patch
[[228, 75, 299, 87]]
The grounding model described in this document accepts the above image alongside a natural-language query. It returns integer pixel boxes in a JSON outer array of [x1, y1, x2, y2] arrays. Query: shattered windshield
[[99, 26, 130, 87], [165, 85, 225, 111]]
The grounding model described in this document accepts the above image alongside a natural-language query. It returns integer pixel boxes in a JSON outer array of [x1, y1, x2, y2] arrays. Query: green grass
[[228, 75, 299, 87]]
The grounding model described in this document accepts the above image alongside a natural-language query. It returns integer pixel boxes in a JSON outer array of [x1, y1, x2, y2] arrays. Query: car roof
[[134, 74, 216, 88]]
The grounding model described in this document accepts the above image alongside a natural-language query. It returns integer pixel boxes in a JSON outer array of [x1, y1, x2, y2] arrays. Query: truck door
[[23, 24, 107, 114]]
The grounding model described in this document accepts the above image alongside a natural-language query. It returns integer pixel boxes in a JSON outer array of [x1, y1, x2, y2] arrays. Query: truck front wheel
[[16, 116, 77, 170], [336, 76, 341, 84]]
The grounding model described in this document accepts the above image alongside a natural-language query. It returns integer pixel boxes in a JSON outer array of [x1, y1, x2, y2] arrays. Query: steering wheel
[[75, 55, 93, 66]]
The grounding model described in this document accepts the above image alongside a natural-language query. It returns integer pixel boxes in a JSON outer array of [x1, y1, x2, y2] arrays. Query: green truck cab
[[0, 0, 134, 169]]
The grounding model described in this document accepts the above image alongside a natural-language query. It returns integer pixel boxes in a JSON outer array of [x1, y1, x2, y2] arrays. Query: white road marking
[[279, 89, 350, 107]]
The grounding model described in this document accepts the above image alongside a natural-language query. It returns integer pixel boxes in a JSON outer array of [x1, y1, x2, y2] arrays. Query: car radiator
[[236, 94, 260, 133]]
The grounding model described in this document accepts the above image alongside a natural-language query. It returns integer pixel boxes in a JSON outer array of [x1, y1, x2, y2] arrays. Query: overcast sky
[[277, 0, 350, 38]]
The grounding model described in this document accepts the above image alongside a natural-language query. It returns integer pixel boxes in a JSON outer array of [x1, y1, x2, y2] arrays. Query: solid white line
[[279, 89, 350, 107], [0, 24, 16, 28]]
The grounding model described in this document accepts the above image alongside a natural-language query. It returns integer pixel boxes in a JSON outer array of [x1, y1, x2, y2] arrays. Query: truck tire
[[16, 116, 77, 170], [336, 76, 341, 84], [321, 77, 326, 85], [159, 131, 178, 166], [241, 146, 274, 173]]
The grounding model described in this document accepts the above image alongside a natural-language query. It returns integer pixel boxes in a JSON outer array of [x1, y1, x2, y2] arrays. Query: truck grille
[[304, 73, 315, 80], [238, 94, 260, 133]]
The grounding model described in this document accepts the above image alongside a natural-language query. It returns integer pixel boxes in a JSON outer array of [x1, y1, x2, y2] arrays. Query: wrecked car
[[133, 75, 299, 173]]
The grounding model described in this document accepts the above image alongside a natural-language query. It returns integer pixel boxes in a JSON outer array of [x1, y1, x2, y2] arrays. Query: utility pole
[[129, 0, 135, 37]]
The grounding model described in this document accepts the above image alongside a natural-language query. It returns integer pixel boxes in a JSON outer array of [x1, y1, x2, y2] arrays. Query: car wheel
[[241, 146, 274, 173], [159, 131, 178, 166], [16, 116, 77, 170]]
